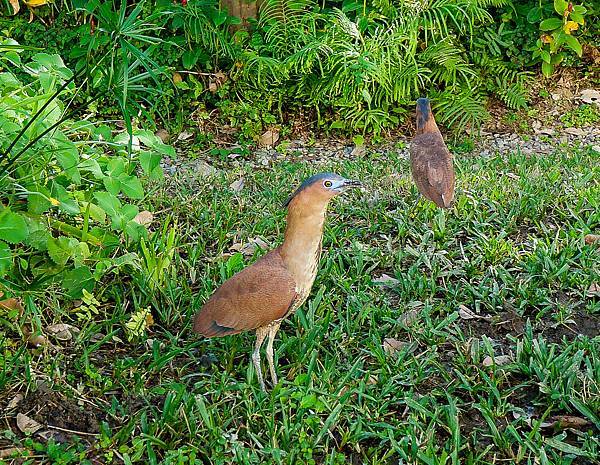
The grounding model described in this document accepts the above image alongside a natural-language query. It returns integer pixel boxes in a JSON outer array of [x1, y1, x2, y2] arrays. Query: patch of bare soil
[[1, 382, 106, 447], [459, 309, 599, 345]]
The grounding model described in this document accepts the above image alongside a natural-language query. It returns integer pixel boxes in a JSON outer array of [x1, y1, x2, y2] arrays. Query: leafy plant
[[0, 42, 172, 300], [530, 0, 588, 76]]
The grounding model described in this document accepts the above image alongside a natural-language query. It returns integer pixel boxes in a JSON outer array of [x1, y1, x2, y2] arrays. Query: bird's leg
[[266, 321, 281, 386], [253, 327, 269, 391]]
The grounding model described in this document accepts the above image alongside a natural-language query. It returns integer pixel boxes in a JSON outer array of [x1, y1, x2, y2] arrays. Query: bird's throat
[[280, 203, 327, 288]]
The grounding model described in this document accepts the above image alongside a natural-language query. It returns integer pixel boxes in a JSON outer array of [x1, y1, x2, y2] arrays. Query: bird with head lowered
[[193, 173, 362, 391], [409, 98, 455, 208]]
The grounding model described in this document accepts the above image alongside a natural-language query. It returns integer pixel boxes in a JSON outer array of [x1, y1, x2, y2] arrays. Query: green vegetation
[[1, 143, 599, 464], [2, 0, 599, 137], [0, 1, 599, 464]]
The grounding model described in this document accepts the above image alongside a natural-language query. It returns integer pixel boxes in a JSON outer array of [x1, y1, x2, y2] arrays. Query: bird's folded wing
[[193, 250, 297, 336]]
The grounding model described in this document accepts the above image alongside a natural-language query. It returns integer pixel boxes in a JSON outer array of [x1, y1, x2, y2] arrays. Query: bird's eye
[[323, 180, 333, 188]]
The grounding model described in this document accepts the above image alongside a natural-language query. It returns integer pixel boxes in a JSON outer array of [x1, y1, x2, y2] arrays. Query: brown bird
[[409, 98, 455, 208], [193, 173, 362, 390]]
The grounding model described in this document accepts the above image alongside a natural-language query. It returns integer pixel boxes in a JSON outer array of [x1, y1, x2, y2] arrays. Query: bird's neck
[[280, 200, 328, 287], [416, 117, 439, 135]]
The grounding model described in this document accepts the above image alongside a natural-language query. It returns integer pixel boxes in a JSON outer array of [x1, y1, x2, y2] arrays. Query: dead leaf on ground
[[458, 305, 491, 320], [231, 237, 269, 256], [176, 130, 194, 141], [8, 0, 19, 15], [46, 323, 80, 342], [564, 127, 586, 136], [0, 447, 24, 459], [587, 282, 600, 296], [258, 129, 280, 147], [482, 354, 512, 367], [133, 210, 154, 227], [0, 297, 25, 314], [16, 413, 42, 434], [155, 129, 170, 143], [584, 234, 599, 244], [27, 334, 49, 347], [550, 415, 590, 430], [372, 273, 399, 288], [172, 72, 183, 84], [383, 338, 408, 355], [208, 72, 227, 93], [397, 308, 420, 326], [194, 160, 218, 177], [7, 393, 23, 411], [229, 178, 245, 193], [580, 89, 600, 106]]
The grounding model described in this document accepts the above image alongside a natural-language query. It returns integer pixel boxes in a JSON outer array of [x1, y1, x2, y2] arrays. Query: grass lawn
[[1, 143, 599, 464]]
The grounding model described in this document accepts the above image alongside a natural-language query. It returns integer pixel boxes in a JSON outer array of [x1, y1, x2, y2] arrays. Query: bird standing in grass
[[193, 173, 362, 391], [409, 98, 455, 208]]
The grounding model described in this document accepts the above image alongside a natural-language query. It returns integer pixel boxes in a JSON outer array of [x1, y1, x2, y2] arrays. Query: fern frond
[[432, 87, 490, 133]]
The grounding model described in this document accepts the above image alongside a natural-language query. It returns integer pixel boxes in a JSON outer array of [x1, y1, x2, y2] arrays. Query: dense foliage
[[1, 0, 598, 137]]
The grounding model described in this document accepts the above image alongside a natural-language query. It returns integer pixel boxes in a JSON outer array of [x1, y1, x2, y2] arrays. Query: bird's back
[[410, 131, 455, 208], [193, 248, 298, 337]]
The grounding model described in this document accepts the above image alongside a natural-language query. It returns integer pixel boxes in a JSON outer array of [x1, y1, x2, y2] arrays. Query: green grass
[[1, 144, 599, 464]]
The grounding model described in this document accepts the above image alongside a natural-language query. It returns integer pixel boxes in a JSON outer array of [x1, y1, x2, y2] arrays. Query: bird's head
[[415, 97, 437, 134], [284, 173, 362, 208]]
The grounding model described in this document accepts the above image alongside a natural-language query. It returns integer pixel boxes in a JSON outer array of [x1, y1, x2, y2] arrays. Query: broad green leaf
[[80, 202, 106, 223], [539, 18, 563, 31], [27, 188, 52, 215], [553, 0, 568, 15], [80, 158, 104, 179], [119, 175, 144, 200], [541, 50, 551, 63], [62, 266, 95, 299], [107, 157, 126, 177], [94, 192, 121, 218], [103, 177, 121, 195], [0, 240, 11, 277], [0, 210, 28, 244], [182, 50, 199, 69], [52, 183, 80, 215], [572, 5, 586, 14], [527, 7, 542, 23], [570, 12, 584, 24], [563, 34, 582, 56], [542, 61, 554, 76], [24, 219, 51, 251], [140, 151, 162, 174], [47, 236, 78, 266]]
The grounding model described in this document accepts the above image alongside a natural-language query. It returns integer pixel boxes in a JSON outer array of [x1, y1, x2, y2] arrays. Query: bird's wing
[[193, 249, 297, 337], [410, 134, 455, 207]]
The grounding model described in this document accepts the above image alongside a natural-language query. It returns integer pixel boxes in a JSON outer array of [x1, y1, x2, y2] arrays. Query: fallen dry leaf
[[0, 447, 24, 459], [397, 308, 420, 326], [176, 130, 194, 141], [383, 338, 407, 355], [482, 354, 512, 367], [0, 297, 24, 314], [27, 334, 48, 347], [155, 129, 170, 143], [194, 160, 218, 177], [6, 393, 23, 411], [46, 323, 80, 342], [587, 282, 600, 296], [584, 234, 599, 244], [16, 413, 42, 434], [172, 72, 183, 84], [231, 237, 269, 256], [564, 127, 586, 136], [133, 210, 154, 227], [258, 129, 280, 147], [372, 273, 399, 287], [550, 415, 590, 430], [8, 0, 19, 15], [458, 305, 490, 320], [580, 89, 600, 106], [229, 178, 245, 193]]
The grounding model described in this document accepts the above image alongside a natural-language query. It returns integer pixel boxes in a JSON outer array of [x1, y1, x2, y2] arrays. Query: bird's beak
[[342, 179, 363, 189]]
